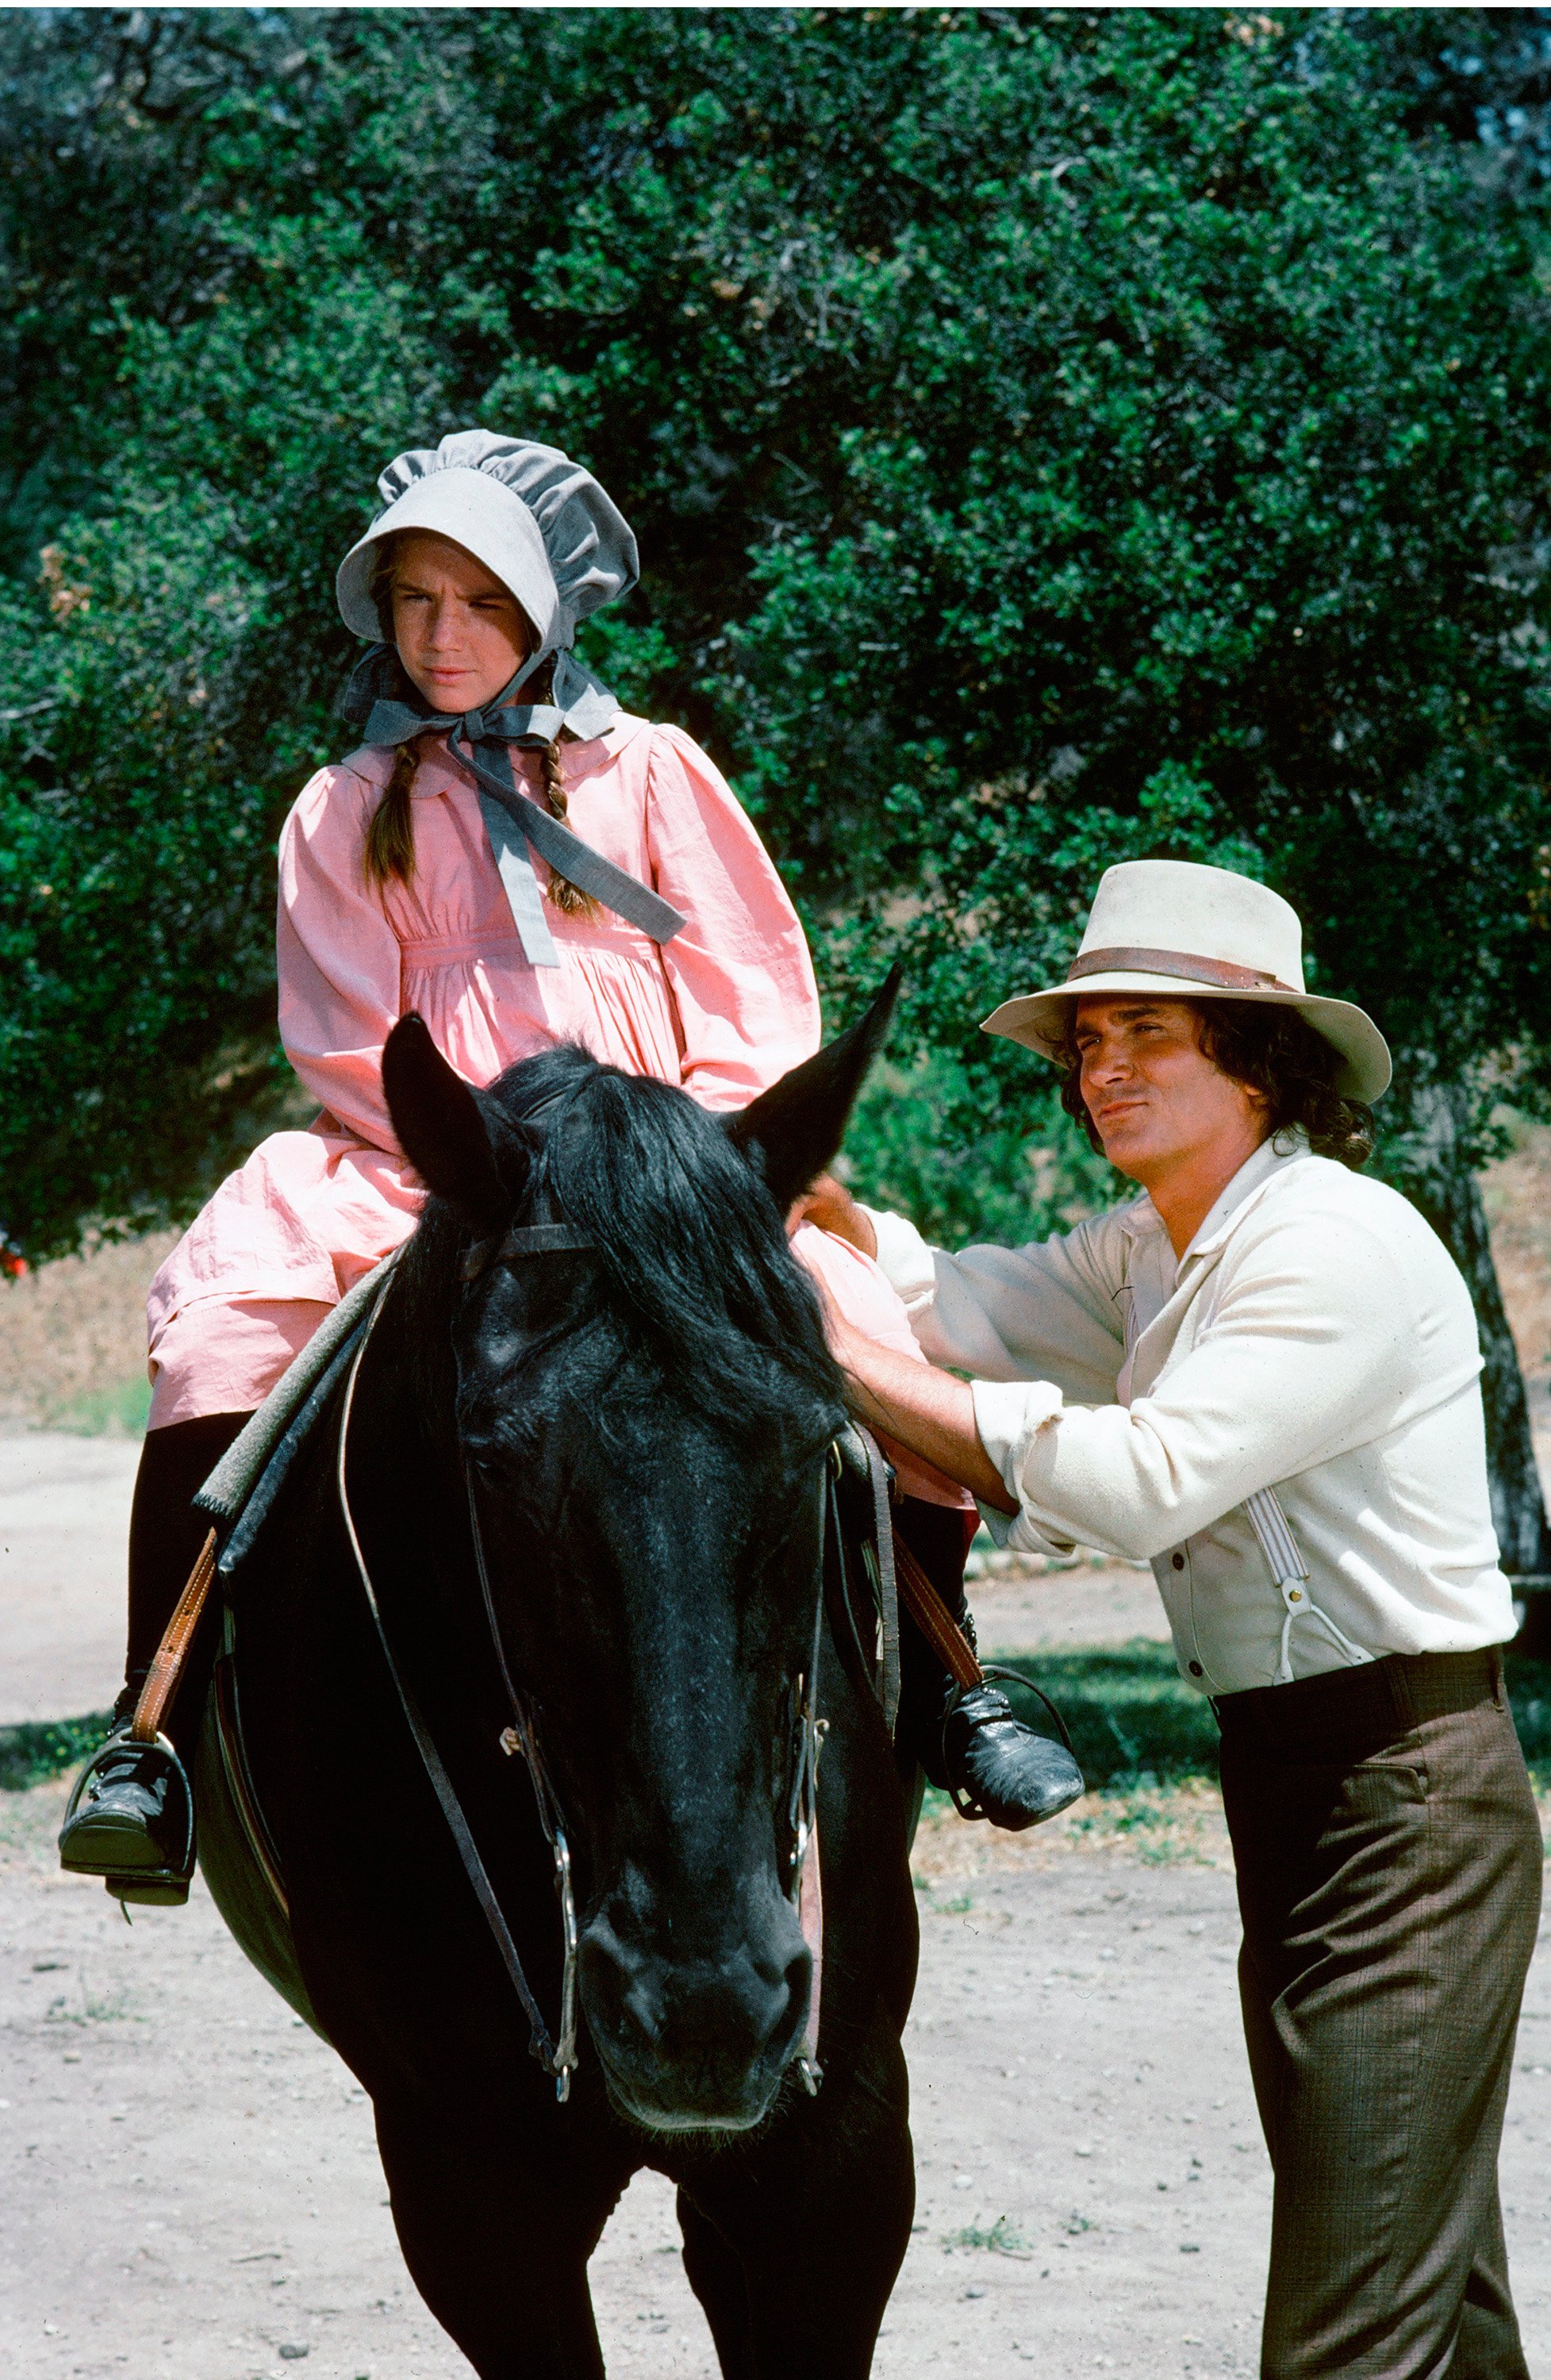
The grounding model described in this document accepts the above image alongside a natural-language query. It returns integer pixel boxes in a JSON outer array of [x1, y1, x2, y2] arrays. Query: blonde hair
[[360, 534, 595, 916]]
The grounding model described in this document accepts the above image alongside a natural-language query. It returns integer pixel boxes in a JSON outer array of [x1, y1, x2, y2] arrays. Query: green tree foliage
[[1361, 6, 1551, 190], [3, 6, 1551, 1291]]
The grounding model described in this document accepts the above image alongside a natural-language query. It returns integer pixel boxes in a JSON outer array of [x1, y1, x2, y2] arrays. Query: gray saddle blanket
[[193, 1252, 398, 1570]]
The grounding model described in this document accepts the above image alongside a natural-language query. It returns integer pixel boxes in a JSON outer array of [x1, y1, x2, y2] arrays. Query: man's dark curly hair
[[1055, 997, 1375, 1171]]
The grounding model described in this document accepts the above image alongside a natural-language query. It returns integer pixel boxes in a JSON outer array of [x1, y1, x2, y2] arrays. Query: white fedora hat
[[981, 859, 1391, 1103]]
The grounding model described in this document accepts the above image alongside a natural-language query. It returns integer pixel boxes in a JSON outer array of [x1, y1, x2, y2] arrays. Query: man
[[805, 858, 1541, 2380]]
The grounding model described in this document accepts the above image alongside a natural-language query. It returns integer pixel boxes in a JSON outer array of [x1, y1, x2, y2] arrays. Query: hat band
[[1065, 945, 1296, 995]]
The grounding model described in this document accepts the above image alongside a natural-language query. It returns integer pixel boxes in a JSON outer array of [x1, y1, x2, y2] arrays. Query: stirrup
[[104, 1871, 193, 1908], [58, 1525, 217, 1902], [58, 1728, 195, 1894], [942, 1665, 1085, 1825]]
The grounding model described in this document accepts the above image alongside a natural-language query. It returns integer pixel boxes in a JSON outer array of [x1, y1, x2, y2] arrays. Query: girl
[[60, 429, 1076, 1899]]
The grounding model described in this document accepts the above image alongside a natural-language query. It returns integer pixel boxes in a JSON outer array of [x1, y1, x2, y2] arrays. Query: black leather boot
[[892, 1499, 1085, 1832], [57, 1411, 248, 1903], [57, 1712, 195, 1902], [940, 1677, 1085, 1831]]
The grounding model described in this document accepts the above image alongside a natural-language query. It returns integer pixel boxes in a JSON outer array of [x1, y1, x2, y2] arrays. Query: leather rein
[[336, 1216, 858, 2107], [336, 1261, 580, 2098]]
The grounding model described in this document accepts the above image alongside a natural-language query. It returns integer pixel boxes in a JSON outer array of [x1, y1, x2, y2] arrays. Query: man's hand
[[787, 1171, 878, 1257], [823, 1307, 1017, 1515]]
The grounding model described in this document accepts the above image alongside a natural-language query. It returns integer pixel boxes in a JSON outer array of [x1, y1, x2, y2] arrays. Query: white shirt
[[865, 1135, 1516, 1695]]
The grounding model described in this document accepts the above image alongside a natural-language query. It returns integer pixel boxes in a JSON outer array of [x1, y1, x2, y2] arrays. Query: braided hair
[[536, 729, 597, 919], [360, 534, 596, 916], [363, 733, 423, 890]]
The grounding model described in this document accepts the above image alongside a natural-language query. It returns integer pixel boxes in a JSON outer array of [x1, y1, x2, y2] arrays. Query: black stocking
[[120, 1411, 250, 1746], [890, 1495, 973, 1793]]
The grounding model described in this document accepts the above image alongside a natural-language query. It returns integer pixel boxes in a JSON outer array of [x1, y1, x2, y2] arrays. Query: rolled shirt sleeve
[[970, 1210, 1460, 1564], [862, 1203, 1128, 1400]]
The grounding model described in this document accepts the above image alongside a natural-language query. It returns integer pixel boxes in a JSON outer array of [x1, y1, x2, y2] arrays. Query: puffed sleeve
[[644, 724, 820, 1109], [276, 761, 405, 1154]]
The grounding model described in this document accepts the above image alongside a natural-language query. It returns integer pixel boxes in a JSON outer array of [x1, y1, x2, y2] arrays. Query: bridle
[[337, 1207, 836, 2107]]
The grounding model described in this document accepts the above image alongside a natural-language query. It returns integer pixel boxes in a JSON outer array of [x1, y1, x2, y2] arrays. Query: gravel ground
[[0, 1436, 142, 1726], [3, 1776, 1549, 2380]]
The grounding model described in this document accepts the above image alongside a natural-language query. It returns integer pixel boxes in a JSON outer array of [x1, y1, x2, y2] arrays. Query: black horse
[[206, 987, 919, 2377]]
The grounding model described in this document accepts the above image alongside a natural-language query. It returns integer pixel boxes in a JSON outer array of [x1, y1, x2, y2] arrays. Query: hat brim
[[335, 467, 560, 647], [981, 973, 1392, 1104]]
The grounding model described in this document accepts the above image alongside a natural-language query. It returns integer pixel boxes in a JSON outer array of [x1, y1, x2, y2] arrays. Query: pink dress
[[147, 712, 968, 1508]]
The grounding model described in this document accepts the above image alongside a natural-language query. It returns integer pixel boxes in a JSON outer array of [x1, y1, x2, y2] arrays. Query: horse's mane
[[403, 1044, 846, 1441]]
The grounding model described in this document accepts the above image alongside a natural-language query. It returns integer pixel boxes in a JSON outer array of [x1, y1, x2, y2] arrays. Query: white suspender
[[1244, 1486, 1375, 1685], [1119, 1243, 1374, 1687]]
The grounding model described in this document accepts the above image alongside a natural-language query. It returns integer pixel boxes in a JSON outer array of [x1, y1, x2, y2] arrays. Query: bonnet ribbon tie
[[347, 647, 685, 970]]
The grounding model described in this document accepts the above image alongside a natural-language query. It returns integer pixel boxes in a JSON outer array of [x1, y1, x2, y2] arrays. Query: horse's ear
[[382, 1014, 524, 1231], [727, 968, 902, 1212]]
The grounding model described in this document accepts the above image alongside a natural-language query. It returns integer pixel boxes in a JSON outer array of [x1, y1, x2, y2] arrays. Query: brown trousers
[[1218, 1649, 1542, 2380]]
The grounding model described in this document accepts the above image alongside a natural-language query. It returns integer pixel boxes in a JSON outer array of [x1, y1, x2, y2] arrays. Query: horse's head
[[382, 981, 897, 2133]]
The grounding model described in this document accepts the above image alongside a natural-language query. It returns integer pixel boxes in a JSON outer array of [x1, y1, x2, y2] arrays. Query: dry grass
[[909, 1775, 1234, 1886], [1482, 1117, 1551, 1391], [0, 1229, 177, 1434], [907, 1772, 1551, 1895]]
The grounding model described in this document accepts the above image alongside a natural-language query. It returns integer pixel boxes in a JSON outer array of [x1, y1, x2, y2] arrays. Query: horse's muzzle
[[578, 1897, 812, 2132]]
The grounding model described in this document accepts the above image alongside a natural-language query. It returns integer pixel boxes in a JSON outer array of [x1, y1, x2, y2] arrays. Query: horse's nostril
[[578, 1921, 660, 2042], [580, 1900, 810, 2102], [781, 1944, 812, 2031]]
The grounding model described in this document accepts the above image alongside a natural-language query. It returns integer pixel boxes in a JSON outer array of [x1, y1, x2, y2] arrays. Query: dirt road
[[0, 1435, 142, 1727], [3, 1775, 1549, 2380]]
